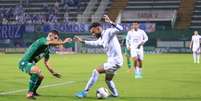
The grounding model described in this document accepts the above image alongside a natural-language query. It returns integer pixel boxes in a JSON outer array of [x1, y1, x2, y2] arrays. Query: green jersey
[[21, 37, 50, 63]]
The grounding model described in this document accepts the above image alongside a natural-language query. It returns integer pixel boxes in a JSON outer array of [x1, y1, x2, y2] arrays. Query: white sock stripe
[[106, 80, 118, 96], [84, 70, 99, 91], [0, 81, 76, 95]]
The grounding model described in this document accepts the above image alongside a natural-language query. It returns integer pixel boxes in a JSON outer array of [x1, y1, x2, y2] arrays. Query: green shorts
[[124, 48, 131, 57], [18, 60, 35, 73]]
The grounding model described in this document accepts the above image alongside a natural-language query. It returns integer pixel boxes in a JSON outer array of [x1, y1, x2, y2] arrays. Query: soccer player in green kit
[[18, 30, 72, 99], [125, 46, 132, 71]]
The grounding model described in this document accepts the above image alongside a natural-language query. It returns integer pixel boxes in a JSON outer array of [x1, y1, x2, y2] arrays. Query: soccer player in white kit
[[189, 31, 201, 64], [74, 15, 123, 98], [126, 21, 148, 79]]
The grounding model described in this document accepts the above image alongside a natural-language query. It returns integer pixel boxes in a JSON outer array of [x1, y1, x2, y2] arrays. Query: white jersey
[[84, 24, 123, 66], [191, 35, 201, 51], [126, 29, 148, 49]]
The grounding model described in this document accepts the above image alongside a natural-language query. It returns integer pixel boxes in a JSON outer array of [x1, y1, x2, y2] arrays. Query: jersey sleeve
[[84, 38, 103, 47], [38, 37, 48, 45], [109, 24, 123, 37]]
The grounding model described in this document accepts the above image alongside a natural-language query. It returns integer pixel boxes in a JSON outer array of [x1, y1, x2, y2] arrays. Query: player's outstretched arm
[[103, 15, 123, 31], [48, 38, 72, 45], [44, 59, 61, 78], [74, 36, 102, 47]]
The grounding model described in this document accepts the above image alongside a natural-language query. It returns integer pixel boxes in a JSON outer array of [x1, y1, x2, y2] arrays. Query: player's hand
[[64, 38, 72, 43], [52, 72, 61, 78], [103, 15, 112, 23], [73, 36, 84, 43]]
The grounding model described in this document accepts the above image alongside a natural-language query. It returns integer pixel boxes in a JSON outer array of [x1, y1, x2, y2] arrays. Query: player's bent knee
[[105, 75, 113, 81], [105, 79, 112, 82], [132, 57, 138, 61], [95, 67, 105, 73], [31, 66, 41, 74]]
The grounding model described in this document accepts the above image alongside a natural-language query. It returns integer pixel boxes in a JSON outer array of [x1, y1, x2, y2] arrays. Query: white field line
[[0, 81, 76, 95]]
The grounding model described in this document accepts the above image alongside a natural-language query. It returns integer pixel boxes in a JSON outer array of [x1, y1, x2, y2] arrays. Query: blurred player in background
[[126, 21, 148, 79], [189, 31, 201, 64], [74, 15, 123, 98], [18, 30, 72, 99]]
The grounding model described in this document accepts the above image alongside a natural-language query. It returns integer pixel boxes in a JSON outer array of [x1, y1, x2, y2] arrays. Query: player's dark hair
[[49, 30, 59, 35], [89, 22, 101, 30], [133, 21, 139, 24]]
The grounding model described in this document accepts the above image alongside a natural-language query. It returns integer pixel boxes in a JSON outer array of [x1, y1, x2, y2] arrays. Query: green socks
[[28, 73, 39, 92], [33, 78, 43, 93], [127, 58, 131, 69]]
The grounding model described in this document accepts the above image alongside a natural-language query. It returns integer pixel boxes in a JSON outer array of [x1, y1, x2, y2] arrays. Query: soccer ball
[[96, 87, 110, 99]]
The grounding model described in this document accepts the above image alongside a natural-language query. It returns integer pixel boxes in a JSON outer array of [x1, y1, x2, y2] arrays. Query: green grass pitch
[[0, 53, 201, 101]]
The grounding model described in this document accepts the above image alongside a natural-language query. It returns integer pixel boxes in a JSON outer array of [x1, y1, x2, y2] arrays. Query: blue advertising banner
[[42, 23, 155, 33], [0, 24, 25, 39]]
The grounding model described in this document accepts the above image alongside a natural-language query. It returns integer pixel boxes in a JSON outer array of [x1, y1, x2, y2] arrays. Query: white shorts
[[103, 62, 121, 75], [130, 47, 144, 60], [192, 46, 200, 53]]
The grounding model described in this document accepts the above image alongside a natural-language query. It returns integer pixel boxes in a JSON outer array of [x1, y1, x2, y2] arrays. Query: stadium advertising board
[[42, 23, 155, 33]]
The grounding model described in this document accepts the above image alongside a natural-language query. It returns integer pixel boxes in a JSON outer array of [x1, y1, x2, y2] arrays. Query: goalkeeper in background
[[18, 30, 72, 99]]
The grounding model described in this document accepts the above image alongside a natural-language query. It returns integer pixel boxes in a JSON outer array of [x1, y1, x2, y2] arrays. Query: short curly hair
[[89, 22, 101, 30], [49, 30, 59, 35]]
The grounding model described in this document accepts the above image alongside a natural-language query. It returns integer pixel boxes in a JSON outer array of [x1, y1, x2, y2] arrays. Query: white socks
[[193, 52, 200, 64], [84, 69, 99, 92], [83, 69, 119, 97], [193, 53, 197, 63], [197, 53, 200, 64], [135, 66, 142, 73], [106, 80, 118, 97]]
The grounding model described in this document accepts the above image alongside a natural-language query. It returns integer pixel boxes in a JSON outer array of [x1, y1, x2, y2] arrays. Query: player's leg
[[125, 48, 131, 69], [27, 65, 42, 99], [131, 49, 142, 78], [33, 73, 44, 96], [137, 48, 144, 78], [130, 48, 139, 75], [75, 65, 105, 98], [133, 56, 140, 72], [105, 73, 118, 97], [18, 61, 38, 99], [104, 63, 120, 97], [84, 68, 104, 92], [196, 49, 200, 64], [192, 48, 197, 63], [193, 52, 197, 63]]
